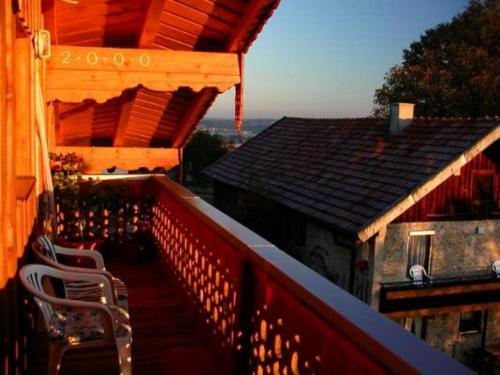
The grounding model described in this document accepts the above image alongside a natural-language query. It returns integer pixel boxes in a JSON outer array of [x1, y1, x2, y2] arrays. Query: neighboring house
[[204, 104, 500, 366]]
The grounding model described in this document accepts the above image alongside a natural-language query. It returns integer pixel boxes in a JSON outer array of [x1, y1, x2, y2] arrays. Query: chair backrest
[[19, 264, 55, 328], [409, 264, 427, 281], [492, 260, 500, 275], [36, 235, 58, 262]]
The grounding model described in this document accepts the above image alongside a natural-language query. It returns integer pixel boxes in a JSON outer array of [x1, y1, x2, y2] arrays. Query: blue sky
[[207, 0, 469, 119]]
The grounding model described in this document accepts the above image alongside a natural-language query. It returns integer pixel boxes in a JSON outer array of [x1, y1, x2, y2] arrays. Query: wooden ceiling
[[45, 0, 280, 147]]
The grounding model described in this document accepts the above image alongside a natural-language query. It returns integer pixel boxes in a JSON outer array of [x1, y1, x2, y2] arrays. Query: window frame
[[459, 310, 483, 335], [406, 231, 434, 277]]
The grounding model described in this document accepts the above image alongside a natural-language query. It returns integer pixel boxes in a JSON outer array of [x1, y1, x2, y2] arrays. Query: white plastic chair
[[409, 264, 430, 282], [34, 235, 129, 309], [492, 260, 500, 276], [19, 264, 132, 375]]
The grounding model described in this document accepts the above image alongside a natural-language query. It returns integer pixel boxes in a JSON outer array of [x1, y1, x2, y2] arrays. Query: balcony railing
[[380, 272, 500, 316], [55, 176, 470, 374]]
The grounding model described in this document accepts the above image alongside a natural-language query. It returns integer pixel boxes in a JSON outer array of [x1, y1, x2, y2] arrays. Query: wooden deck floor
[[29, 241, 224, 375]]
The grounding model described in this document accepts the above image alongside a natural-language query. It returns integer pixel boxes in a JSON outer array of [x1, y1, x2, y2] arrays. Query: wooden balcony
[[380, 272, 500, 318], [28, 176, 469, 374]]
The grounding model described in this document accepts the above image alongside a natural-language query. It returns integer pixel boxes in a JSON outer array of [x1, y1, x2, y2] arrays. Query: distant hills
[[199, 118, 276, 143]]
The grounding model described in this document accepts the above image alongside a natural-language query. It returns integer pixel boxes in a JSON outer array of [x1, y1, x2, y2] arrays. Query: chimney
[[390, 103, 415, 134]]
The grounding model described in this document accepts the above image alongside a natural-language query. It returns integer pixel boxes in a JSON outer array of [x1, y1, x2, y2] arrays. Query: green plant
[[49, 152, 85, 208]]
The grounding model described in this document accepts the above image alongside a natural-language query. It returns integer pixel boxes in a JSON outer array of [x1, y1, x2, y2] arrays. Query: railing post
[[234, 259, 255, 374]]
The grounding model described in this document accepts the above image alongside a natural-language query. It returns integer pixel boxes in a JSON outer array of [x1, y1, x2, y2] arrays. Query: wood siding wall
[[394, 144, 500, 223], [1, 2, 44, 374]]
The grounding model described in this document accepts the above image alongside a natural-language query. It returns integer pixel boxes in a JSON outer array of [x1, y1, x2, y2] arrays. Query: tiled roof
[[204, 117, 500, 237]]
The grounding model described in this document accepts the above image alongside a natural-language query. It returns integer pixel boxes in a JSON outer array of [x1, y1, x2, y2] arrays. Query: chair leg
[[116, 336, 132, 375], [48, 343, 65, 375]]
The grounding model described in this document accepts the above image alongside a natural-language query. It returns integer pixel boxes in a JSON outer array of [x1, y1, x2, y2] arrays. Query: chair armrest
[[57, 264, 119, 305], [54, 245, 106, 270], [52, 269, 116, 304]]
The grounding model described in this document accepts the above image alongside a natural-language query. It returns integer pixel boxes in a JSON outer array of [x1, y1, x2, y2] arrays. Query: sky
[[207, 0, 470, 119]]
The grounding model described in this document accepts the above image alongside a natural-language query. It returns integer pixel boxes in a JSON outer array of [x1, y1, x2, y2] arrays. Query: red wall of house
[[394, 141, 500, 223]]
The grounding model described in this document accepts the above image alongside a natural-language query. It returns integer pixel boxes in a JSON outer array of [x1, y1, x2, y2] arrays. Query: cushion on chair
[[48, 306, 131, 344]]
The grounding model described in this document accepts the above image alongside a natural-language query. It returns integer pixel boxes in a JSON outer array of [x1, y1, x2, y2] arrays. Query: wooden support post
[[368, 226, 386, 311], [235, 53, 244, 138]]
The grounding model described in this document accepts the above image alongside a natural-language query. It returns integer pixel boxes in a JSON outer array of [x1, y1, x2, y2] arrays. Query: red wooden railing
[[148, 176, 470, 374]]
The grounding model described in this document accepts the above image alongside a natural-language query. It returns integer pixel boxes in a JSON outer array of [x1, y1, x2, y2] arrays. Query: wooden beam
[[385, 301, 500, 319], [54, 146, 179, 174], [41, 0, 58, 44], [113, 0, 165, 147], [171, 88, 217, 148], [58, 101, 94, 120], [113, 93, 135, 146], [234, 53, 244, 135], [385, 282, 500, 300], [226, 0, 273, 52], [138, 0, 166, 47], [46, 46, 240, 103]]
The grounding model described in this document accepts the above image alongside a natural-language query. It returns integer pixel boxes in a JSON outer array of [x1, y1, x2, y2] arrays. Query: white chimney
[[390, 103, 415, 134]]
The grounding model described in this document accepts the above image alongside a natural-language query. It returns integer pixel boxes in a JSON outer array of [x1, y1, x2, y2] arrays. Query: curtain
[[407, 235, 430, 274]]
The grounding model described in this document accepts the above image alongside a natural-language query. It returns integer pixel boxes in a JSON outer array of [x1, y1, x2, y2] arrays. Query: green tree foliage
[[183, 130, 231, 186], [373, 0, 499, 117]]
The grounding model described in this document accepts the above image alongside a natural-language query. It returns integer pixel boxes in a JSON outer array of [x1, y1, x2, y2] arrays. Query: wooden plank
[[234, 53, 244, 134], [385, 282, 500, 300], [226, 0, 272, 52], [14, 38, 32, 174], [41, 0, 58, 44], [46, 46, 240, 103], [113, 95, 135, 146], [385, 301, 500, 319], [54, 146, 179, 173], [48, 46, 240, 74]]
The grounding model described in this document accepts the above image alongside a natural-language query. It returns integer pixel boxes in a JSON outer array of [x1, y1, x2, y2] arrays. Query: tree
[[182, 130, 231, 186], [373, 0, 499, 118]]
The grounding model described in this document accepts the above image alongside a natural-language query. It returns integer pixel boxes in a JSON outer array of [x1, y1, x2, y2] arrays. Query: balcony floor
[[29, 241, 224, 375]]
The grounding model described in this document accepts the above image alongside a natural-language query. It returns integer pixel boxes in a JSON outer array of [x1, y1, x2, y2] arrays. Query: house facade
[[205, 106, 500, 367]]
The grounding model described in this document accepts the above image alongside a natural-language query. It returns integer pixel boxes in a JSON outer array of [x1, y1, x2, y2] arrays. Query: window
[[407, 234, 432, 276], [402, 316, 427, 340], [459, 311, 483, 334]]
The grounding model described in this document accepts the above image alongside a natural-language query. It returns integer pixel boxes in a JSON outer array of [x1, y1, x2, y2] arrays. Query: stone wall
[[382, 219, 500, 280], [301, 222, 353, 291], [383, 219, 500, 369], [425, 309, 500, 367]]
